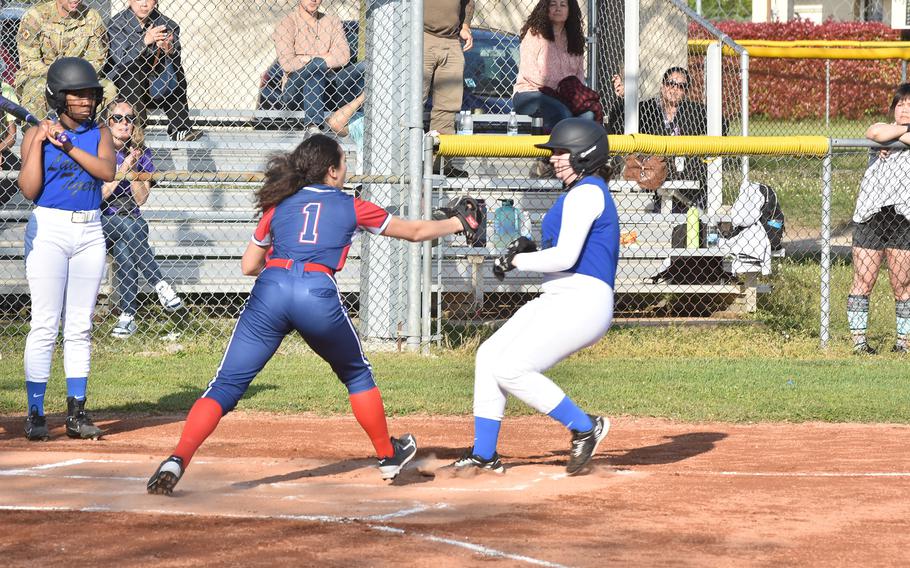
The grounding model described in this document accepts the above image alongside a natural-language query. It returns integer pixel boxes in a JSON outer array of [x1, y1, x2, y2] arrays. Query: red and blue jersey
[[251, 184, 390, 271]]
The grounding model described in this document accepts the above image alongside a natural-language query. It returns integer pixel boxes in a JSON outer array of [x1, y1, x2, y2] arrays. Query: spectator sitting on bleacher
[[0, 77, 20, 208], [100, 98, 183, 339], [513, 0, 594, 134], [611, 67, 724, 212], [105, 0, 202, 142], [273, 0, 363, 131], [15, 0, 117, 119]]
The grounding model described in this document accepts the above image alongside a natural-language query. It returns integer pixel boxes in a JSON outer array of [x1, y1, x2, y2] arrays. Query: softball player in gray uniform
[[449, 118, 619, 475], [20, 58, 116, 440]]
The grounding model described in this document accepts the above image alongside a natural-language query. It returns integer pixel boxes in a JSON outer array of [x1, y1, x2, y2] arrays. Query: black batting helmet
[[534, 118, 609, 176], [45, 57, 104, 117]]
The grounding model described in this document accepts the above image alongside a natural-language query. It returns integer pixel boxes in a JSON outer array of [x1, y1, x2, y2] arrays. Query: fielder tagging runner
[[19, 57, 116, 441], [447, 118, 618, 475], [148, 134, 483, 493]]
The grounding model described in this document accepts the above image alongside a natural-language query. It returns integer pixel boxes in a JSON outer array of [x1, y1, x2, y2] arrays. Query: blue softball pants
[[202, 265, 375, 413]]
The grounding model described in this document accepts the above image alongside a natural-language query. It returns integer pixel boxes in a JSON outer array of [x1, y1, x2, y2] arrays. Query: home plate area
[[0, 450, 623, 524]]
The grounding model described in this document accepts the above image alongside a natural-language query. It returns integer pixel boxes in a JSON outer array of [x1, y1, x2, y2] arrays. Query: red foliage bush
[[693, 19, 903, 120]]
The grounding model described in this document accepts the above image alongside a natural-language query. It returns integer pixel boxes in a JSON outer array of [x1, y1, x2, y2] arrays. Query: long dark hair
[[256, 134, 343, 213], [890, 83, 910, 114], [519, 0, 585, 56]]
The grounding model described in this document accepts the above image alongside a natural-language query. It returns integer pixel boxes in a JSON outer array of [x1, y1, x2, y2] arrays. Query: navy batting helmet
[[45, 57, 103, 117], [535, 118, 609, 176]]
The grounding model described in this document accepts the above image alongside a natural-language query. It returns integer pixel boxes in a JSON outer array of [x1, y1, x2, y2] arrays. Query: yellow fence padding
[[436, 134, 831, 158], [688, 40, 910, 60]]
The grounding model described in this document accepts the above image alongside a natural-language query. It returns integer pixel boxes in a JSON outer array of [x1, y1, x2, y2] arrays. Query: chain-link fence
[[0, 0, 903, 356]]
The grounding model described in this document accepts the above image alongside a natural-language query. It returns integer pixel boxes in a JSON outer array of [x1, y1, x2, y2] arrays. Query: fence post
[[820, 148, 832, 348], [741, 50, 749, 179], [405, 0, 424, 352], [421, 135, 435, 353], [706, 42, 723, 218], [825, 60, 830, 130], [623, 0, 639, 134]]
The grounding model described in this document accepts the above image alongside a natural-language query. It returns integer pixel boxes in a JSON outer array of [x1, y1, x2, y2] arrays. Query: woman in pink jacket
[[513, 0, 588, 133]]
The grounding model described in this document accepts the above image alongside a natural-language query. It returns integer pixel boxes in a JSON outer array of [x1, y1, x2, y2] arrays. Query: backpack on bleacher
[[756, 183, 785, 251], [730, 182, 785, 251]]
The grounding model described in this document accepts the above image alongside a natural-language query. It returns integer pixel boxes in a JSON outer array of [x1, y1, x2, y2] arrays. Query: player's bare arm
[[241, 242, 269, 276], [56, 126, 116, 182], [17, 124, 48, 200], [382, 216, 463, 242]]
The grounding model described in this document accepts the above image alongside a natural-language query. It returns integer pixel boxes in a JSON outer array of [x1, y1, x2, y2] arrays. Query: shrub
[[697, 19, 902, 119]]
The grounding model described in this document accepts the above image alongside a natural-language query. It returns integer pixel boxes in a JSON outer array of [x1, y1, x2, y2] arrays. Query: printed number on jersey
[[299, 203, 321, 244]]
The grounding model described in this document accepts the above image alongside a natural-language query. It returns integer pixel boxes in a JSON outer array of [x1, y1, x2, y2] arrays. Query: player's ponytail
[[256, 134, 345, 213]]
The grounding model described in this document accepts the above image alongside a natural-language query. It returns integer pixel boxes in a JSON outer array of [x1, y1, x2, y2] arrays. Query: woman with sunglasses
[[613, 67, 715, 212], [101, 98, 183, 338]]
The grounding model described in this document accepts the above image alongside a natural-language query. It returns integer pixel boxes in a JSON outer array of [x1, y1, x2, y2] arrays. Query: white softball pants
[[473, 273, 614, 420], [24, 207, 106, 382]]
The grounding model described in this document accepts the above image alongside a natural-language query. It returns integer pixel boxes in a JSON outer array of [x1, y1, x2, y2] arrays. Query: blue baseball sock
[[472, 416, 502, 461], [548, 396, 593, 433], [26, 381, 47, 416], [66, 377, 87, 401]]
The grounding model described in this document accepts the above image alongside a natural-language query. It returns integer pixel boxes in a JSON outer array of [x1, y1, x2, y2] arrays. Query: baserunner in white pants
[[447, 118, 619, 476], [19, 57, 116, 441]]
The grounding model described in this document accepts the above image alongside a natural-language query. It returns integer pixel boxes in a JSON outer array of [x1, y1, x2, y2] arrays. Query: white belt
[[34, 206, 101, 224]]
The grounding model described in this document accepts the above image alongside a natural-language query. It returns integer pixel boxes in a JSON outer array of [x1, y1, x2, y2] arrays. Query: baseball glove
[[493, 236, 537, 281], [432, 195, 485, 245]]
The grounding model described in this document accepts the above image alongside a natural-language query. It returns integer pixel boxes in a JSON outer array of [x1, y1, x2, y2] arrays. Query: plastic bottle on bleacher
[[492, 199, 521, 252], [456, 111, 473, 135], [686, 206, 700, 250], [507, 111, 519, 136], [706, 219, 719, 248]]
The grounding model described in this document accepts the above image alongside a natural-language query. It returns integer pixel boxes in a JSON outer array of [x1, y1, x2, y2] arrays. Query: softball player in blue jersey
[[449, 118, 618, 475], [20, 57, 116, 441], [147, 134, 478, 494]]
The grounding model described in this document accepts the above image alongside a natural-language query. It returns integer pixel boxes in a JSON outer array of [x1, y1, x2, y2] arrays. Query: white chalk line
[[0, 503, 568, 567]]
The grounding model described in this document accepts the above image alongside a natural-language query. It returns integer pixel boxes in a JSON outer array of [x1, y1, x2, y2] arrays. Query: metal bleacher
[[0, 116, 767, 315]]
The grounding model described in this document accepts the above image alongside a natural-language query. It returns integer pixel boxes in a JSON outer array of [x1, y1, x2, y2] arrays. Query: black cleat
[[891, 343, 907, 354], [566, 415, 610, 476], [65, 396, 103, 439], [377, 434, 417, 480], [24, 406, 49, 441], [447, 449, 505, 473], [147, 455, 185, 495]]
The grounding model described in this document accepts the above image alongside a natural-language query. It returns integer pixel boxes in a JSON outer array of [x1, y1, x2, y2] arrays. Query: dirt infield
[[1, 414, 910, 567]]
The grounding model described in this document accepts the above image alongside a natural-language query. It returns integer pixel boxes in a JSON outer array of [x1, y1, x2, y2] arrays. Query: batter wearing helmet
[[148, 134, 480, 494], [448, 118, 618, 475], [20, 57, 116, 441]]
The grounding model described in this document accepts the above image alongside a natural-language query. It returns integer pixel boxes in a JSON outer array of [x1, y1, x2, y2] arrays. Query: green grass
[[2, 324, 908, 423]]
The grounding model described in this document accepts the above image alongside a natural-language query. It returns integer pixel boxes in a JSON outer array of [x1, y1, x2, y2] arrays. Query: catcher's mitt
[[432, 195, 485, 245], [493, 236, 537, 281]]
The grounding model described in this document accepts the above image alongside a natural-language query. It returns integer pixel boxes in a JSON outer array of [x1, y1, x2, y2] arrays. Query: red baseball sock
[[349, 387, 394, 458], [172, 397, 224, 466]]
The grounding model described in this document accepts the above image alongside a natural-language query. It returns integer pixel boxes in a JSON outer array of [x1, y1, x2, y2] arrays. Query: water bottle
[[507, 111, 519, 136], [706, 219, 719, 248], [686, 206, 700, 250], [456, 111, 467, 135], [492, 199, 521, 251], [531, 116, 544, 136], [459, 111, 473, 135]]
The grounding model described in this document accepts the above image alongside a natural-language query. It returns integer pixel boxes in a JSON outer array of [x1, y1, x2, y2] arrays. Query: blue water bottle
[[492, 199, 521, 251]]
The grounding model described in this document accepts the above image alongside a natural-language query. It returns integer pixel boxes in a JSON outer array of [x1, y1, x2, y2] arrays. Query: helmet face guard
[[45, 57, 104, 120], [534, 118, 609, 177]]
